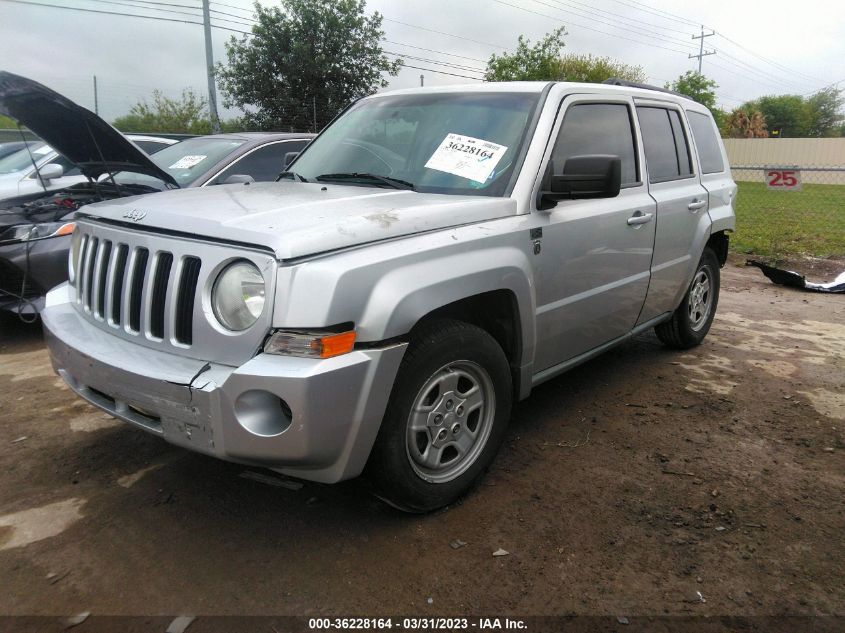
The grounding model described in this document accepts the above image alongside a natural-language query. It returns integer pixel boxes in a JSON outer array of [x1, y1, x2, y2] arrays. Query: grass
[[731, 181, 845, 259]]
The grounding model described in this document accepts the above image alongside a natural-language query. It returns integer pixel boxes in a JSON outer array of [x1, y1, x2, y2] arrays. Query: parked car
[[0, 71, 313, 315], [0, 135, 178, 201], [41, 80, 735, 512], [0, 141, 27, 160]]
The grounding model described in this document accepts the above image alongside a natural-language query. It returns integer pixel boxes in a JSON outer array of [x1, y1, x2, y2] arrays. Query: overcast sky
[[1, 0, 843, 121]]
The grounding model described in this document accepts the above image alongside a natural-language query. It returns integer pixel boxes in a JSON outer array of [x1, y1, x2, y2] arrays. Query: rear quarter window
[[686, 111, 725, 174]]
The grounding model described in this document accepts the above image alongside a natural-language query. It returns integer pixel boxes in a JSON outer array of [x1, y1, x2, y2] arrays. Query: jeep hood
[[78, 181, 518, 259], [0, 71, 178, 187]]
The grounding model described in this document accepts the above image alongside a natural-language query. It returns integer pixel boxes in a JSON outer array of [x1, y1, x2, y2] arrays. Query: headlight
[[68, 229, 83, 284], [0, 221, 75, 244], [212, 260, 266, 331]]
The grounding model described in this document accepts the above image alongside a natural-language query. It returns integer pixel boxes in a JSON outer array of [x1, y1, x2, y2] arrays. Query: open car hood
[[0, 71, 179, 187]]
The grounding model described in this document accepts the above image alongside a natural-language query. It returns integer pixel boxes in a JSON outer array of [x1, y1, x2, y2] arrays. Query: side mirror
[[220, 174, 255, 185], [37, 163, 64, 182], [284, 152, 299, 168], [538, 154, 621, 210]]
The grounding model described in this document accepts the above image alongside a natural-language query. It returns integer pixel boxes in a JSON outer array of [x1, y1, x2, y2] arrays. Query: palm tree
[[726, 108, 768, 138]]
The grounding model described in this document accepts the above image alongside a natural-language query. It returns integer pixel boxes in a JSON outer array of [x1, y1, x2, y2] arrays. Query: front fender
[[359, 245, 536, 360], [272, 219, 538, 374]]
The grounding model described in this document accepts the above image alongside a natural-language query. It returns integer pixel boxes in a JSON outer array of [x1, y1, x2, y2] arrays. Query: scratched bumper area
[[40, 283, 407, 483]]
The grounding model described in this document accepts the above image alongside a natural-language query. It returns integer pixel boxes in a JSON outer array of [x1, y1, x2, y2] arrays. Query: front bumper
[[42, 284, 407, 483]]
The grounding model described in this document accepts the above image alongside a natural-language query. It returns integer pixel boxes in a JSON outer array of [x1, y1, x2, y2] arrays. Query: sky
[[0, 0, 843, 122]]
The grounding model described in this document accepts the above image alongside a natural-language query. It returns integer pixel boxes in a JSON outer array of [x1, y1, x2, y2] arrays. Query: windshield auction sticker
[[424, 133, 508, 183], [168, 155, 207, 169]]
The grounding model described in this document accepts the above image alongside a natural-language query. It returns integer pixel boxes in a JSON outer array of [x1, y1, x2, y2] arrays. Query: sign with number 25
[[766, 169, 802, 191]]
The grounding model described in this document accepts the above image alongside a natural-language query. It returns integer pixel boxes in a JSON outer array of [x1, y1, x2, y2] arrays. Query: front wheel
[[655, 247, 720, 349], [366, 320, 513, 513]]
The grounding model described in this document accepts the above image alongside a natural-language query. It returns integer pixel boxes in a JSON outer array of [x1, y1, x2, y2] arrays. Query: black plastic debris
[[747, 260, 845, 294]]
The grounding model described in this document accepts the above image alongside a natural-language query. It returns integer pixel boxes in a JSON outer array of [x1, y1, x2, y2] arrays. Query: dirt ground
[[0, 263, 843, 624]]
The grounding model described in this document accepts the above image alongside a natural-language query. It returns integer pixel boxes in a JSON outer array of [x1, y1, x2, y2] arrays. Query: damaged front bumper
[[42, 284, 407, 483]]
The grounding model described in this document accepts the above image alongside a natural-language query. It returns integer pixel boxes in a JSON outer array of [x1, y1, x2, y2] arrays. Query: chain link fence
[[729, 165, 845, 259]]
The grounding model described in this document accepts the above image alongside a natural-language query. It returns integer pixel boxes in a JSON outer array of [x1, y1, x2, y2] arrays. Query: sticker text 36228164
[[424, 133, 508, 184]]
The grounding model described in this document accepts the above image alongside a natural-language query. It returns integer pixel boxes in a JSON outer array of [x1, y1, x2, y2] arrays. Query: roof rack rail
[[601, 78, 687, 99]]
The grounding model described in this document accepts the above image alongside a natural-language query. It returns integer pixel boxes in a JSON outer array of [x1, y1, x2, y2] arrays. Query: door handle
[[627, 211, 653, 226], [688, 199, 707, 211]]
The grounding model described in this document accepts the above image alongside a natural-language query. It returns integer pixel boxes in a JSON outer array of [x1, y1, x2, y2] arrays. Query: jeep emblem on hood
[[123, 209, 147, 222]]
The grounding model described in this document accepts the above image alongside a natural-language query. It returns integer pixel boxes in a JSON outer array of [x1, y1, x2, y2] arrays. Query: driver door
[[532, 96, 655, 372]]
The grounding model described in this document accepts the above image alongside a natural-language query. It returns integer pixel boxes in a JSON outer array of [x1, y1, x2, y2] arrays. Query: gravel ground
[[0, 263, 843, 625]]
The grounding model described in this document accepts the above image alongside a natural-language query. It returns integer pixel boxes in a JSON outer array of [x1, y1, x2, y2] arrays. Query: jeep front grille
[[75, 235, 199, 345], [70, 220, 275, 366]]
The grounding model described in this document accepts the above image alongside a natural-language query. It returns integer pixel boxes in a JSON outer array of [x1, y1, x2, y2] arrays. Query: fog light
[[233, 390, 292, 437]]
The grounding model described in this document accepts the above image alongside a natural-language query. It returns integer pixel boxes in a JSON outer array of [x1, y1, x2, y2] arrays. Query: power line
[[383, 40, 489, 64], [715, 32, 826, 84], [0, 0, 251, 32], [384, 51, 485, 75], [543, 0, 691, 36], [382, 17, 509, 50], [604, 0, 828, 89], [209, 0, 251, 14], [71, 0, 255, 27], [398, 63, 483, 81], [607, 0, 701, 28], [530, 0, 700, 51], [489, 0, 696, 56]]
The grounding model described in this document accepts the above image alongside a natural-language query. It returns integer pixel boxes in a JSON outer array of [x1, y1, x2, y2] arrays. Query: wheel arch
[[355, 247, 536, 399]]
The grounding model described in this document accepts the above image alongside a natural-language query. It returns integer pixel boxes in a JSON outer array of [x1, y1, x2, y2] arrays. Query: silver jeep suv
[[42, 81, 735, 512]]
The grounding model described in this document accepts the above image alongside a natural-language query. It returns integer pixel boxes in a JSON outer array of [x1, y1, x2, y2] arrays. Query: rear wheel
[[366, 320, 512, 513], [655, 247, 720, 349]]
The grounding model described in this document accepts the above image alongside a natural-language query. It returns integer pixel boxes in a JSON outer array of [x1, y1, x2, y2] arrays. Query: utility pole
[[202, 0, 221, 133], [420, 74, 424, 87], [689, 25, 716, 73], [93, 75, 99, 115], [312, 95, 317, 133]]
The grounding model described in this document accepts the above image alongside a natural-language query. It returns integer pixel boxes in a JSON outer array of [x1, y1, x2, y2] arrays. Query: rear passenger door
[[532, 97, 656, 372], [685, 108, 736, 240], [635, 103, 710, 323]]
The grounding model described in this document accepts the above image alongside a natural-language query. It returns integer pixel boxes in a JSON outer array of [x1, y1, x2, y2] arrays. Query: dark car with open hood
[[0, 71, 313, 317]]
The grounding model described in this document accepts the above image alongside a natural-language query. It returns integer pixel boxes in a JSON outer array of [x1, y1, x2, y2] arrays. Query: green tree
[[216, 0, 400, 131], [556, 53, 645, 83], [665, 71, 718, 110], [806, 87, 844, 137], [742, 94, 811, 137], [485, 28, 568, 81], [113, 89, 214, 134], [485, 29, 644, 83]]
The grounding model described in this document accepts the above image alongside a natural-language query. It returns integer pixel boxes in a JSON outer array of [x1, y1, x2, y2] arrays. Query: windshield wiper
[[278, 170, 309, 183], [315, 172, 414, 190]]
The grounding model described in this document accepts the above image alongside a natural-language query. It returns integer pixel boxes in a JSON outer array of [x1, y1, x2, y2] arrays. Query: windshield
[[112, 136, 247, 188], [290, 92, 540, 196], [0, 142, 51, 174]]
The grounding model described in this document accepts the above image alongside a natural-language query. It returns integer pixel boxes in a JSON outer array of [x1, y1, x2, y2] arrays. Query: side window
[[668, 110, 692, 176], [134, 140, 172, 155], [686, 111, 724, 174], [552, 103, 638, 185], [215, 141, 308, 183], [636, 106, 694, 183]]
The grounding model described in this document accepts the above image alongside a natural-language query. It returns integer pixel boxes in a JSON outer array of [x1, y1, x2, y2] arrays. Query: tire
[[655, 247, 720, 350], [366, 319, 513, 513]]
